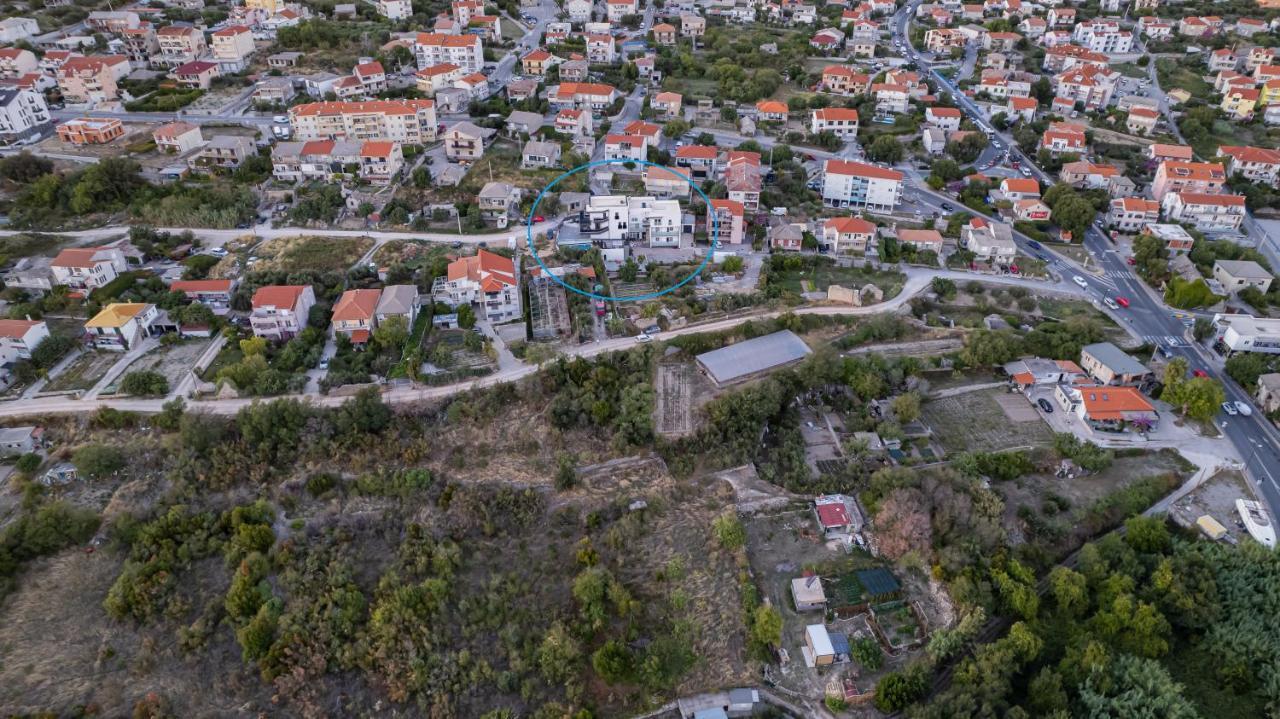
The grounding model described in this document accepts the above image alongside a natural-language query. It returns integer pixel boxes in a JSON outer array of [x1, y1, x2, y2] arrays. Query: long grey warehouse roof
[[696, 330, 813, 385]]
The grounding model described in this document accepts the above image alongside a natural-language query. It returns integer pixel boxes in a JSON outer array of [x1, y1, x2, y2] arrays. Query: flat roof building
[[695, 330, 812, 385]]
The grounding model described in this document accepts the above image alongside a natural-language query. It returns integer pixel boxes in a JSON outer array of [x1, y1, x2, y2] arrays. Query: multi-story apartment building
[[0, 87, 50, 144], [603, 133, 648, 162], [1161, 192, 1246, 231], [707, 199, 746, 245], [1052, 64, 1119, 110], [820, 65, 870, 96], [1218, 145, 1280, 185], [551, 82, 620, 113], [1071, 19, 1133, 53], [288, 99, 438, 143], [250, 285, 316, 340], [0, 48, 37, 79], [377, 0, 413, 19], [57, 55, 130, 103], [810, 107, 860, 138], [821, 160, 904, 211], [119, 24, 159, 65], [413, 32, 483, 73], [1151, 161, 1227, 200], [210, 25, 255, 72], [156, 25, 206, 68], [432, 250, 521, 323], [1105, 197, 1161, 232]]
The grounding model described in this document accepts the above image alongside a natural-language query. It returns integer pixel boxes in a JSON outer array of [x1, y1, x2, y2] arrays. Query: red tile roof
[[251, 285, 309, 311], [824, 159, 904, 181], [332, 289, 381, 322]]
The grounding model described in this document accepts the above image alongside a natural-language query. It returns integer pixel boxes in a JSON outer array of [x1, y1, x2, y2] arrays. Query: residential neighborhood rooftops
[[252, 285, 310, 310], [85, 303, 149, 329]]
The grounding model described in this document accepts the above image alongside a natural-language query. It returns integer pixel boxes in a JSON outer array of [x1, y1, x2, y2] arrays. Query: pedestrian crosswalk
[[1142, 335, 1185, 346]]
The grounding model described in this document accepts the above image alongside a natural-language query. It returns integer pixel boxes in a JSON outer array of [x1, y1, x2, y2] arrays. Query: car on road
[[1235, 401, 1254, 416], [272, 115, 288, 123], [1222, 401, 1239, 416], [1019, 167, 1032, 176], [1115, 296, 1129, 308], [451, 240, 463, 248], [1073, 275, 1088, 289], [635, 333, 653, 343], [1126, 256, 1136, 265], [940, 202, 954, 211], [1037, 398, 1054, 413], [1104, 297, 1118, 309], [1193, 369, 1209, 378], [1027, 240, 1042, 250], [531, 215, 545, 223]]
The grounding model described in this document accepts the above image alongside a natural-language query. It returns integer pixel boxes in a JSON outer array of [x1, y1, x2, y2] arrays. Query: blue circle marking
[[525, 158, 720, 302]]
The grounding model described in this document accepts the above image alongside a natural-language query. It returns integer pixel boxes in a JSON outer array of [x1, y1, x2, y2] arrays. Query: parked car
[[1126, 256, 1136, 265], [1104, 297, 1118, 309], [272, 115, 288, 123], [318, 358, 330, 370], [1222, 401, 1239, 416], [1037, 398, 1054, 413], [1115, 296, 1129, 307], [1193, 369, 1209, 378], [1235, 401, 1254, 416], [635, 333, 653, 343]]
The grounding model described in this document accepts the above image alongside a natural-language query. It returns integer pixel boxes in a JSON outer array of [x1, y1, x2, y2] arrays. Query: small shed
[[805, 624, 835, 666], [1197, 515, 1227, 541], [791, 575, 827, 612]]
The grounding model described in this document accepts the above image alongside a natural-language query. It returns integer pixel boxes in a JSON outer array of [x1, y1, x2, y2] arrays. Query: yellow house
[[1221, 87, 1260, 120], [1259, 79, 1280, 107], [84, 302, 158, 351]]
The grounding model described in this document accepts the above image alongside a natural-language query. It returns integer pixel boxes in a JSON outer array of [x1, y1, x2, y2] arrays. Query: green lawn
[[769, 262, 906, 298], [1155, 58, 1212, 100], [1112, 62, 1148, 79]]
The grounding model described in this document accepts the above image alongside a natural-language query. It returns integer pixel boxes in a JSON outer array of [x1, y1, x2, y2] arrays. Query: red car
[[532, 215, 545, 223], [1193, 369, 1209, 378], [1115, 296, 1130, 308], [1126, 257, 1136, 265]]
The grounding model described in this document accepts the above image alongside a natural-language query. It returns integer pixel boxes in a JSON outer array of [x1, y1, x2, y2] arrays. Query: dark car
[[940, 202, 955, 212], [1027, 240, 1042, 250], [1037, 398, 1054, 413]]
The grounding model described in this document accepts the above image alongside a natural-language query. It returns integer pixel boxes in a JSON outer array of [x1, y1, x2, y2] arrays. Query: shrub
[[120, 370, 170, 397], [72, 444, 125, 478]]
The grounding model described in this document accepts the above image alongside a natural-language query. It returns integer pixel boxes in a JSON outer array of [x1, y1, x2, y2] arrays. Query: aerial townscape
[[3, 0, 1280, 715]]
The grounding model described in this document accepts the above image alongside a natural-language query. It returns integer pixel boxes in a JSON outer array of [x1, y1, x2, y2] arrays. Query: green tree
[[890, 391, 922, 423], [373, 314, 408, 350], [1049, 566, 1088, 617], [1051, 193, 1096, 239], [591, 640, 634, 683], [536, 622, 582, 683], [456, 302, 476, 329], [72, 444, 125, 478], [712, 512, 746, 549], [1124, 515, 1171, 554], [119, 370, 170, 397], [1079, 654, 1199, 719], [1163, 375, 1225, 422], [750, 604, 783, 649], [875, 664, 930, 713], [867, 135, 905, 163]]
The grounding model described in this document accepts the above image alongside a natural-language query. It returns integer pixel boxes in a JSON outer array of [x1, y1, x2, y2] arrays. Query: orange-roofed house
[[332, 288, 382, 346], [999, 177, 1041, 201], [210, 24, 255, 71], [416, 63, 464, 94], [622, 119, 659, 145], [1221, 87, 1260, 120], [51, 245, 127, 291], [57, 55, 130, 103], [898, 228, 944, 253], [0, 48, 37, 79], [820, 65, 869, 96], [1014, 199, 1051, 222], [707, 199, 745, 245], [756, 100, 789, 121], [822, 216, 877, 254], [644, 165, 693, 198], [653, 22, 677, 45], [169, 278, 237, 309], [652, 91, 682, 119], [872, 83, 910, 114], [1007, 95, 1037, 122], [353, 60, 387, 93], [604, 133, 647, 162], [1161, 192, 1247, 231], [521, 48, 559, 76], [152, 121, 202, 154], [810, 107, 860, 138], [1147, 144, 1193, 163], [552, 82, 620, 112], [1003, 357, 1085, 389], [57, 117, 124, 145], [0, 319, 50, 369], [1217, 144, 1280, 184], [1126, 106, 1160, 135], [250, 285, 316, 340], [432, 249, 521, 323], [1105, 197, 1160, 232], [674, 143, 719, 179], [1151, 161, 1227, 200], [1057, 384, 1158, 432], [924, 106, 962, 131], [1041, 125, 1086, 155]]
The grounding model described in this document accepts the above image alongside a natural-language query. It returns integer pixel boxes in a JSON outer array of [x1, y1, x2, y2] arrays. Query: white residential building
[[50, 246, 127, 291], [432, 249, 522, 323], [1161, 192, 1246, 231], [413, 32, 484, 73], [0, 87, 51, 145], [820, 160, 903, 211], [288, 99, 438, 143], [376, 0, 413, 19], [250, 285, 316, 340]]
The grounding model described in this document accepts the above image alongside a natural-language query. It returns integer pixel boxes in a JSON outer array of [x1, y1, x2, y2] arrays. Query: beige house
[[1255, 373, 1280, 413], [1213, 260, 1273, 295], [152, 121, 203, 153], [442, 120, 494, 161], [1080, 342, 1151, 386]]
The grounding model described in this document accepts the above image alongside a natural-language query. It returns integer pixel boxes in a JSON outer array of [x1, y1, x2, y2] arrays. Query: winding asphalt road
[[893, 0, 1280, 517]]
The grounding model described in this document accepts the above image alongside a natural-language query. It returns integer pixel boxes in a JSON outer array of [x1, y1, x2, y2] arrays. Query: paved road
[[0, 270, 1081, 419], [895, 0, 1280, 519]]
